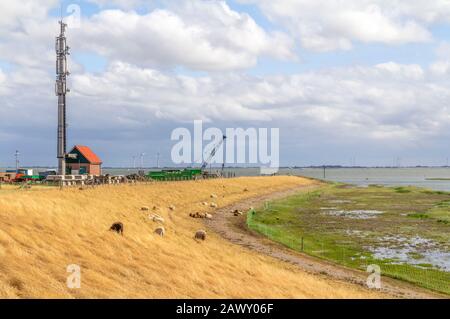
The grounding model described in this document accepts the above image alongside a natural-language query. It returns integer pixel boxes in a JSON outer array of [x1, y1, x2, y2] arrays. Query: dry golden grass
[[0, 176, 383, 298]]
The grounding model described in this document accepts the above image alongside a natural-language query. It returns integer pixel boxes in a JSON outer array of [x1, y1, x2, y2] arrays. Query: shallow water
[[324, 209, 384, 220], [366, 235, 450, 272]]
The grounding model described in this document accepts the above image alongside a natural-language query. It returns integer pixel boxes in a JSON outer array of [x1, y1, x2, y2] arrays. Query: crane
[[201, 135, 227, 176]]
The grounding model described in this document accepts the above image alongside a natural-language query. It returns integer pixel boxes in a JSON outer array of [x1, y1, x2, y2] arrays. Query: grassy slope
[[0, 177, 381, 298]]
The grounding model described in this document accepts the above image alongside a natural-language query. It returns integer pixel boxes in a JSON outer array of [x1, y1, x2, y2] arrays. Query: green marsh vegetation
[[248, 184, 450, 294]]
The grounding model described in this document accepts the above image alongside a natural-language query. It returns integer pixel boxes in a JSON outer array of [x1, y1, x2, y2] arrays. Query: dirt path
[[205, 184, 444, 299]]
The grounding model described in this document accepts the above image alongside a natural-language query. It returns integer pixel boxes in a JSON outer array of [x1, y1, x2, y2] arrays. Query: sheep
[[233, 210, 243, 216], [110, 222, 124, 235], [194, 230, 207, 241], [210, 194, 218, 199], [150, 214, 165, 223], [169, 205, 176, 211], [190, 212, 213, 219], [141, 206, 150, 211], [154, 226, 165, 237], [210, 203, 218, 208], [201, 202, 209, 206], [244, 188, 249, 192]]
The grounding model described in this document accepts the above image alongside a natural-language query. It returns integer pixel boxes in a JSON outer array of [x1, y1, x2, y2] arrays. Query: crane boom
[[201, 135, 227, 170]]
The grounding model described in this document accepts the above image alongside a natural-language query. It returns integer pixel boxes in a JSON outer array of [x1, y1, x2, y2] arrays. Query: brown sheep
[[233, 210, 243, 216], [154, 226, 165, 237], [195, 230, 207, 241], [141, 206, 150, 211], [110, 222, 124, 235]]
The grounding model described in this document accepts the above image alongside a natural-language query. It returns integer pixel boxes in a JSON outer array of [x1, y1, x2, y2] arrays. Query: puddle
[[328, 200, 353, 204], [366, 235, 450, 272], [324, 210, 384, 219], [344, 229, 369, 237]]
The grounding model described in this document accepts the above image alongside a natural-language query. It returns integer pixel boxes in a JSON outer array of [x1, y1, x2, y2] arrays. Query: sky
[[1, 0, 450, 168]]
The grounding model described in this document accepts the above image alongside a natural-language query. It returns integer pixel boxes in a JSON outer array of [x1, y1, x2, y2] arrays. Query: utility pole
[[56, 20, 70, 175], [15, 150, 20, 172], [156, 152, 160, 169], [140, 153, 145, 169]]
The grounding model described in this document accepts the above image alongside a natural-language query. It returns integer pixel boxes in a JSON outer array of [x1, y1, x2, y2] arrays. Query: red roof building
[[66, 145, 103, 175]]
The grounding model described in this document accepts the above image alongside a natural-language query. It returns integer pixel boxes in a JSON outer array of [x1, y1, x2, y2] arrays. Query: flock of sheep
[[108, 190, 251, 242]]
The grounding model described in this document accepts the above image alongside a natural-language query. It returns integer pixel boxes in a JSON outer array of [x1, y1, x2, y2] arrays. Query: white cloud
[[1, 0, 450, 165], [62, 61, 449, 149], [238, 0, 447, 51], [72, 1, 295, 71], [86, 0, 146, 9]]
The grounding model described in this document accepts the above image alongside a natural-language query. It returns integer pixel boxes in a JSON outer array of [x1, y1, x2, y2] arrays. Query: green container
[[148, 169, 202, 181]]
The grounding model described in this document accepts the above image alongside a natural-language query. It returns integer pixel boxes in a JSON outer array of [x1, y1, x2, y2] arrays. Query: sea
[[109, 167, 450, 191]]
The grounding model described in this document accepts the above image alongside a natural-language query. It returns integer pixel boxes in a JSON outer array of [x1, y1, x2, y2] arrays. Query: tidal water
[[102, 167, 450, 191]]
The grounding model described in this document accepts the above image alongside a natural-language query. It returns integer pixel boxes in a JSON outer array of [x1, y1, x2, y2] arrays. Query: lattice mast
[[55, 21, 70, 175]]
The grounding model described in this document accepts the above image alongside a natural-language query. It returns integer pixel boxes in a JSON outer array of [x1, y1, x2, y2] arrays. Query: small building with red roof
[[66, 145, 103, 175]]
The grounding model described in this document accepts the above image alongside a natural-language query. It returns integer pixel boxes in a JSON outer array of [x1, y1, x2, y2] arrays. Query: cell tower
[[15, 150, 20, 172], [55, 21, 70, 175]]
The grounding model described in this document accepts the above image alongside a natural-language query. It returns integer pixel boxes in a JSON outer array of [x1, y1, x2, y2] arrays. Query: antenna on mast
[[56, 17, 70, 175]]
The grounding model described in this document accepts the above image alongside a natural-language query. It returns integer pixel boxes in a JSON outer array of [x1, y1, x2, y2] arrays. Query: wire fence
[[247, 210, 450, 295]]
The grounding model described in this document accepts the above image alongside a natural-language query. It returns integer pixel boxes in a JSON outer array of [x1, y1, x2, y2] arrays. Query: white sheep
[[150, 214, 165, 223]]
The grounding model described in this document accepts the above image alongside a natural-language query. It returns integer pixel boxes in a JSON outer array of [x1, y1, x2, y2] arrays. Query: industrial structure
[[55, 20, 70, 175], [147, 135, 228, 180]]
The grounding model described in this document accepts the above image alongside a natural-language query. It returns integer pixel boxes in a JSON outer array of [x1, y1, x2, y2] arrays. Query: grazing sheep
[[169, 205, 176, 211], [201, 202, 208, 206], [110, 222, 124, 235], [189, 212, 212, 219], [153, 206, 159, 211], [195, 230, 207, 241], [233, 210, 243, 216], [244, 188, 249, 192], [141, 206, 150, 211], [210, 203, 218, 208], [150, 214, 165, 223], [154, 226, 165, 237]]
